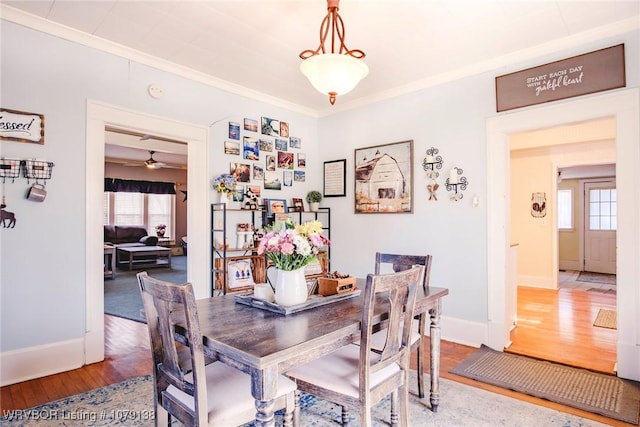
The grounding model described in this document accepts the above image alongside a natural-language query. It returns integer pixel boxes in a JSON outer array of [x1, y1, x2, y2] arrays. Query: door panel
[[584, 181, 616, 274]]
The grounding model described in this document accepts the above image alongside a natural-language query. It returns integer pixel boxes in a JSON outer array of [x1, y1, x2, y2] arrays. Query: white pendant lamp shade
[[300, 53, 369, 101]]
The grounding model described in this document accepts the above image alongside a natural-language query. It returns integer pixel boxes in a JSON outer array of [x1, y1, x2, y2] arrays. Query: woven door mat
[[577, 271, 616, 285], [451, 345, 640, 425], [594, 308, 617, 329]]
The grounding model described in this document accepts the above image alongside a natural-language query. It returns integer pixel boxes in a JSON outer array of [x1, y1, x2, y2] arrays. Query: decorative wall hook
[[446, 167, 468, 201], [422, 147, 443, 179]]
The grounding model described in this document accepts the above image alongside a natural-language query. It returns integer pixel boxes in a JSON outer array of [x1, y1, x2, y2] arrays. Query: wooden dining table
[[175, 285, 449, 427]]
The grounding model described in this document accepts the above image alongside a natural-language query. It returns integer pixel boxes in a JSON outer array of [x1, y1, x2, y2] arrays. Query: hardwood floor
[[1, 287, 631, 427], [507, 272, 617, 374]]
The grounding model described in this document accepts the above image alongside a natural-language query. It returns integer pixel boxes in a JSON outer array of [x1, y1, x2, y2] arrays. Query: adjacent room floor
[[507, 270, 617, 374]]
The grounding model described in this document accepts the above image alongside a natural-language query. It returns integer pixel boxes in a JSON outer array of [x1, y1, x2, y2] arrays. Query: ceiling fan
[[143, 151, 165, 169], [120, 150, 182, 169]]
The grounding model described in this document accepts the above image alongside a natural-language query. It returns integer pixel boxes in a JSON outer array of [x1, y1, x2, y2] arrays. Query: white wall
[[1, 19, 639, 384], [0, 21, 319, 383]]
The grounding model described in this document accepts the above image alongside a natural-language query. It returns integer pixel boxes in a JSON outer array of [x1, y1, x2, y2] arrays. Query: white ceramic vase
[[219, 192, 230, 206], [274, 267, 307, 307], [310, 202, 319, 212]]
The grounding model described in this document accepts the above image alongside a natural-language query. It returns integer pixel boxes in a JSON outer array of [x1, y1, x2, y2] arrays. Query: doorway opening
[[486, 88, 640, 381], [85, 101, 210, 364]]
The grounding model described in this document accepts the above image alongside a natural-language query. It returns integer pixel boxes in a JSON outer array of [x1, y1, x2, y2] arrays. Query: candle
[[449, 168, 459, 184], [426, 155, 434, 163]]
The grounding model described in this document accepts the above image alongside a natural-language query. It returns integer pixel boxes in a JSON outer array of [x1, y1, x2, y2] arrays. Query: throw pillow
[[139, 235, 158, 246]]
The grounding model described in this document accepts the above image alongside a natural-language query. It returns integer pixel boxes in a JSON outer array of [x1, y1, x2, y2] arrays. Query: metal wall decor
[[446, 167, 468, 201], [423, 147, 442, 201], [422, 147, 443, 178], [531, 192, 547, 217]]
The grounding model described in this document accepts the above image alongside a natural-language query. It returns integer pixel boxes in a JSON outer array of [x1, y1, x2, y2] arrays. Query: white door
[[584, 181, 616, 274]]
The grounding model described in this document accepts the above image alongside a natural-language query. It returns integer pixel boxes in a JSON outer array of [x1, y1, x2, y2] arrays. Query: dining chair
[[374, 253, 433, 399], [136, 271, 298, 427], [285, 265, 423, 426]]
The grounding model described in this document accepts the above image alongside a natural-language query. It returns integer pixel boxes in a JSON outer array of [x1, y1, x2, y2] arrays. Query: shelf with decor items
[[211, 204, 332, 297], [210, 203, 264, 296]]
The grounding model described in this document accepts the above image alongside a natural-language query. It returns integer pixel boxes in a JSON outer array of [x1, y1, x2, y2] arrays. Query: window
[[148, 194, 173, 236], [105, 192, 175, 236], [114, 192, 144, 226], [589, 188, 617, 231], [557, 189, 573, 230]]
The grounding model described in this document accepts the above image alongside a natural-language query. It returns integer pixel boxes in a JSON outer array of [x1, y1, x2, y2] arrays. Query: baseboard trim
[[423, 315, 487, 349], [0, 338, 84, 386], [518, 274, 555, 289], [559, 260, 581, 271]]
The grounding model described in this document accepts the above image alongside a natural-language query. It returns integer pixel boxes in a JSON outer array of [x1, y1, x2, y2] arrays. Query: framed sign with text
[[0, 108, 45, 144], [323, 159, 346, 197], [495, 44, 625, 112]]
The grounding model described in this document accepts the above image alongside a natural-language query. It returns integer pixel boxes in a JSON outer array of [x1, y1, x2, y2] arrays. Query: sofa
[[104, 225, 158, 247]]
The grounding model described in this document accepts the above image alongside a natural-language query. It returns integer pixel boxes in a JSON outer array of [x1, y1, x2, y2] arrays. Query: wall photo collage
[[224, 116, 306, 208]]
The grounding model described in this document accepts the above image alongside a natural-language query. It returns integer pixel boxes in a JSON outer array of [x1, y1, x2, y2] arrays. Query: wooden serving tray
[[235, 288, 361, 315]]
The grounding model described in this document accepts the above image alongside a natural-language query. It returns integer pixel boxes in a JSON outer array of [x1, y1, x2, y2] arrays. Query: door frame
[[85, 101, 210, 363], [487, 88, 640, 381]]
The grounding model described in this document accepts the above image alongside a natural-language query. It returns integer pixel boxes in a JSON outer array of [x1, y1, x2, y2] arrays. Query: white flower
[[293, 235, 312, 256]]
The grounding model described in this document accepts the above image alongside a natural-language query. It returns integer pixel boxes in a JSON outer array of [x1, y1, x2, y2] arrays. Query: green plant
[[306, 191, 323, 203]]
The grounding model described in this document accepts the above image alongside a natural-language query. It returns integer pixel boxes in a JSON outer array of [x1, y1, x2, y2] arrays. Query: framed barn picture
[[354, 140, 413, 214]]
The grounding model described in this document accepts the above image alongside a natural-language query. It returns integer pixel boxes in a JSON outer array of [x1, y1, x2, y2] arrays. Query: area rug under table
[[451, 345, 640, 425], [0, 371, 608, 426]]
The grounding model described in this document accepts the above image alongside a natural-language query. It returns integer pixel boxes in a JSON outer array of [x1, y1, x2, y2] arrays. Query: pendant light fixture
[[299, 0, 368, 105]]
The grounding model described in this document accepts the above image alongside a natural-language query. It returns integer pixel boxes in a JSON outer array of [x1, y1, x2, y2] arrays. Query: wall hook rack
[[0, 158, 22, 183], [22, 160, 54, 184]]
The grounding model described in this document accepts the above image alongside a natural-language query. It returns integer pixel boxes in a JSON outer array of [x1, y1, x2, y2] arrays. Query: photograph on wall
[[261, 116, 280, 136], [289, 136, 301, 149], [277, 151, 294, 169], [354, 139, 414, 214], [253, 163, 264, 180], [264, 170, 282, 190], [224, 140, 240, 155], [230, 162, 251, 183], [297, 153, 306, 168], [292, 198, 304, 212], [294, 170, 306, 182], [275, 138, 288, 151], [280, 121, 289, 138], [247, 185, 261, 199], [243, 136, 259, 160], [283, 170, 293, 187], [229, 122, 240, 140], [259, 138, 273, 152], [244, 118, 258, 132], [233, 185, 245, 202], [266, 154, 276, 171]]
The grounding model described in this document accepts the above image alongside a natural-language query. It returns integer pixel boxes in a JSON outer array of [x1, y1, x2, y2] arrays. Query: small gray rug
[[451, 345, 640, 425], [577, 271, 616, 285], [0, 371, 607, 426]]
